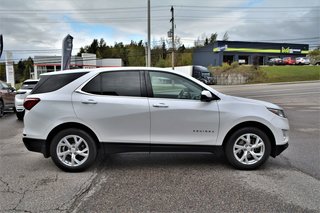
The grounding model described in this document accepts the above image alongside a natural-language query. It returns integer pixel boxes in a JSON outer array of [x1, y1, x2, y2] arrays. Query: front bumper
[[23, 137, 50, 158], [271, 142, 289, 157], [15, 98, 25, 112]]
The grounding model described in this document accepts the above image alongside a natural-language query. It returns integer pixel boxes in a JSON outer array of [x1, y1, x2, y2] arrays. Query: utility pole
[[145, 42, 148, 66], [170, 6, 174, 70], [147, 0, 151, 67]]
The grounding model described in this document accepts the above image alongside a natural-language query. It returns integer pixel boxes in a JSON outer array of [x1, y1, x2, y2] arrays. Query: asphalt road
[[0, 81, 319, 212]]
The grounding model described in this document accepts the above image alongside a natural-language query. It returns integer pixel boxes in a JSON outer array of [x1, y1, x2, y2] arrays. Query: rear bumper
[[23, 137, 50, 158], [271, 142, 289, 157]]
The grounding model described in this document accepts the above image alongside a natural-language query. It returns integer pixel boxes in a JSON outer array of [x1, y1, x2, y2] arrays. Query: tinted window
[[82, 71, 141, 97], [21, 81, 38, 90], [31, 72, 87, 94], [82, 75, 101, 95], [149, 71, 203, 100]]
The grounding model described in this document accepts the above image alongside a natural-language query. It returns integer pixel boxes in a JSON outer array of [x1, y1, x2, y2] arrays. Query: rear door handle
[[81, 99, 97, 104], [153, 103, 169, 108]]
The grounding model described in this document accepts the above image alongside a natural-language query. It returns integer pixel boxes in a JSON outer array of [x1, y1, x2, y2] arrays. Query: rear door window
[[82, 71, 142, 97]]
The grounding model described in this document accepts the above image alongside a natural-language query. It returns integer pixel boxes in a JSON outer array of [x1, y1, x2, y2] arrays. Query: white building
[[32, 53, 122, 79]]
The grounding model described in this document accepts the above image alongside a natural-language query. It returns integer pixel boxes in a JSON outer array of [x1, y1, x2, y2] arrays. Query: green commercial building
[[193, 40, 309, 66]]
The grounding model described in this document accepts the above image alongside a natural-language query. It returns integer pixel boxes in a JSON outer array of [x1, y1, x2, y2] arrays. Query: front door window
[[149, 71, 203, 100]]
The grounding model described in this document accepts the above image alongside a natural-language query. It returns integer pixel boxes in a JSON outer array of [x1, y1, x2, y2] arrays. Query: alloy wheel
[[233, 133, 265, 165], [56, 135, 89, 167]]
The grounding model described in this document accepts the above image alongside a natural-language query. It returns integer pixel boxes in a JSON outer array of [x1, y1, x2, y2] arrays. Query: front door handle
[[81, 99, 97, 104], [153, 103, 169, 108]]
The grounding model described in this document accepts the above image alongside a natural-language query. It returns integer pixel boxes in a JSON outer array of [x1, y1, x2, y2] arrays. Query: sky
[[0, 0, 319, 61]]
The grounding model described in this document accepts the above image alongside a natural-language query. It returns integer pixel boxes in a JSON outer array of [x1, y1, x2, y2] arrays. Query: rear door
[[147, 71, 220, 145], [72, 70, 150, 144]]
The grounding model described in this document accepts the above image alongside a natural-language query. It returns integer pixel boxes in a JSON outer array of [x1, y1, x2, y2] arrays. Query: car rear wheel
[[224, 127, 271, 170], [50, 128, 97, 172], [0, 100, 4, 118], [16, 111, 25, 120]]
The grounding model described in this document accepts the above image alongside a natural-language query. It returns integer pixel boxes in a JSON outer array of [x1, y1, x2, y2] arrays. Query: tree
[[0, 63, 5, 81], [209, 33, 218, 44], [204, 38, 209, 45], [87, 39, 99, 54], [223, 32, 229, 41], [161, 38, 167, 59], [178, 44, 186, 53], [308, 48, 320, 65]]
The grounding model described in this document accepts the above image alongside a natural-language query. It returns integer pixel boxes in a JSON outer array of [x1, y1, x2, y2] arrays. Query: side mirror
[[201, 90, 212, 102]]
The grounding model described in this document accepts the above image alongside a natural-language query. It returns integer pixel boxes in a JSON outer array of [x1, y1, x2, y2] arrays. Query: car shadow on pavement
[[94, 152, 230, 170]]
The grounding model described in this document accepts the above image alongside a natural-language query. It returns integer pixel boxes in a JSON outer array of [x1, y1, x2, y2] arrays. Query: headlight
[[267, 108, 286, 118]]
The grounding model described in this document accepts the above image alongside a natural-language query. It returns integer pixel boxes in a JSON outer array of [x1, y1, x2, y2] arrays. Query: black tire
[[224, 127, 271, 170], [0, 100, 4, 118], [50, 128, 98, 172], [16, 111, 25, 120]]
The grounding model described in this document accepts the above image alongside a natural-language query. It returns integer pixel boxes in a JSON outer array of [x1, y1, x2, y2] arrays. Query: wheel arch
[[222, 121, 277, 157], [44, 122, 100, 158]]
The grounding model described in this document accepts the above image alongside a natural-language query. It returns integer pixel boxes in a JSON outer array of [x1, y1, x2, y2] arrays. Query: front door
[[147, 71, 219, 145]]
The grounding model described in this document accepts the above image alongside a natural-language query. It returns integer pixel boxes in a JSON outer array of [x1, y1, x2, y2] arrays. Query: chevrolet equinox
[[23, 67, 289, 172]]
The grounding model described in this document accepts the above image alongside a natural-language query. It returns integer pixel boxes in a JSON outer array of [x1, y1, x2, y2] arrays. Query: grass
[[261, 66, 320, 83]]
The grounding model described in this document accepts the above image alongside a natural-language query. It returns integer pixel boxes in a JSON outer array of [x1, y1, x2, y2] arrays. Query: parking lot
[[0, 81, 319, 212]]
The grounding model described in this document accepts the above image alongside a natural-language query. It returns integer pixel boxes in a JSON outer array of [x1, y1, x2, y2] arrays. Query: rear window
[[31, 72, 87, 94], [21, 81, 38, 90]]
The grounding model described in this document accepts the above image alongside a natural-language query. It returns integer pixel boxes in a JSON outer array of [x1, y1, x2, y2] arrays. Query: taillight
[[23, 98, 40, 110]]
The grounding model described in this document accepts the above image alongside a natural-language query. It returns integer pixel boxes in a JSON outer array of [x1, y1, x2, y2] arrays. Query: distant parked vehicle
[[0, 80, 16, 117], [168, 65, 215, 85], [15, 79, 39, 120], [295, 57, 310, 65], [267, 58, 283, 66], [283, 57, 296, 65]]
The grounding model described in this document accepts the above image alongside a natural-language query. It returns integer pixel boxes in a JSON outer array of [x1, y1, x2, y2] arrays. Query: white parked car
[[295, 57, 310, 65], [15, 79, 39, 120], [23, 68, 289, 172]]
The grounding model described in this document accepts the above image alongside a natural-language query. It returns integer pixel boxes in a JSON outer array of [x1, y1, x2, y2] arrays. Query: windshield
[[21, 81, 38, 90], [202, 72, 211, 77]]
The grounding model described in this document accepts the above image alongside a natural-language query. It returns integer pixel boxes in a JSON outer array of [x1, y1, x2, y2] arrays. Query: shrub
[[221, 62, 231, 72], [230, 61, 239, 69], [208, 63, 268, 84]]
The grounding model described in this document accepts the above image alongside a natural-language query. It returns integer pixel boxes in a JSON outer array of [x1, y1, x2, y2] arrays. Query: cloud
[[0, 0, 319, 60]]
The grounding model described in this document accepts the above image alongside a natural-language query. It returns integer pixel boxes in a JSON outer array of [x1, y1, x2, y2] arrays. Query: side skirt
[[101, 143, 222, 154]]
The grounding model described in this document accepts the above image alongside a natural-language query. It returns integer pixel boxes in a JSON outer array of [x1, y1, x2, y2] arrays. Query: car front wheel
[[224, 127, 271, 170], [50, 128, 97, 172]]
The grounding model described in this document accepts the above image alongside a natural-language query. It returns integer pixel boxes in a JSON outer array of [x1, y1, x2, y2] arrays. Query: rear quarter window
[[31, 72, 87, 94]]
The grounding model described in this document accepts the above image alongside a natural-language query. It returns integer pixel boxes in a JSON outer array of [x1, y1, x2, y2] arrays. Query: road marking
[[297, 128, 319, 133], [246, 91, 320, 98]]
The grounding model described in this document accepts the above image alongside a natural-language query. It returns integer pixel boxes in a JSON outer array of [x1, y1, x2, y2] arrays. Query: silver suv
[[23, 67, 289, 172]]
